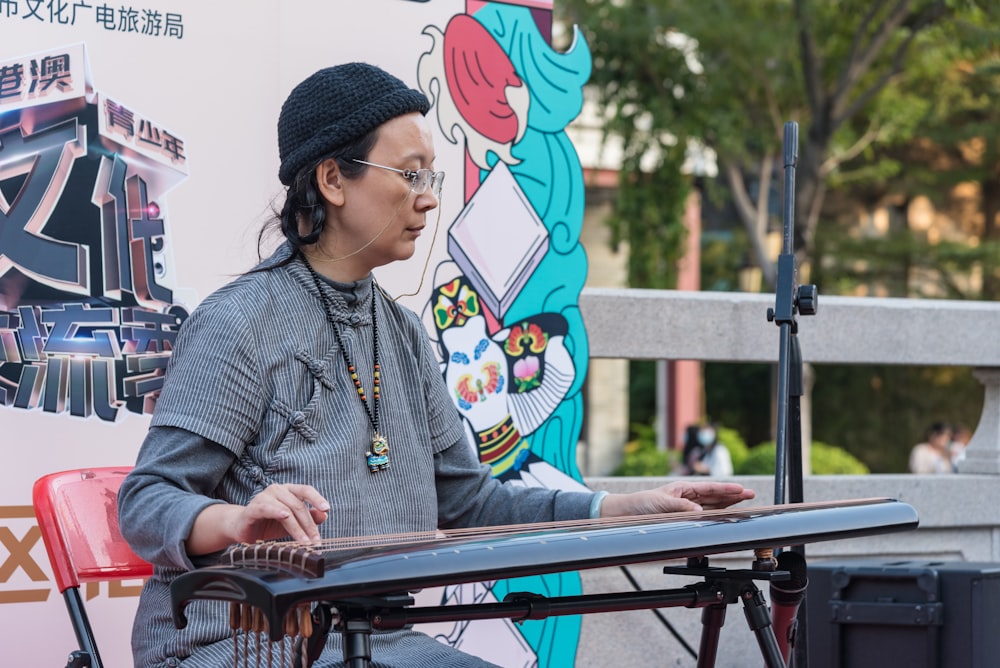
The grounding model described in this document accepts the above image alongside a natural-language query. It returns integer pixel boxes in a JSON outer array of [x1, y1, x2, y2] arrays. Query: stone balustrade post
[[957, 367, 1000, 474]]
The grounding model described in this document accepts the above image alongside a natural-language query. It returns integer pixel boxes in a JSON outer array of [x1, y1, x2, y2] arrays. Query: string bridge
[[224, 541, 326, 578]]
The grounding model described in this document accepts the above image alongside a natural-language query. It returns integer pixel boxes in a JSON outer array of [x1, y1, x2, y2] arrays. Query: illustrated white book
[[447, 162, 549, 319]]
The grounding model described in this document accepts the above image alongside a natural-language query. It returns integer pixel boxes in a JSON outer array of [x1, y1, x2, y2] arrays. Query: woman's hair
[[681, 425, 702, 470], [926, 421, 951, 440], [255, 128, 379, 270]]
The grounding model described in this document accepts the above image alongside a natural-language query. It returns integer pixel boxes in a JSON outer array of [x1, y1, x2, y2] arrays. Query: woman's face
[[929, 429, 952, 451], [316, 112, 440, 281]]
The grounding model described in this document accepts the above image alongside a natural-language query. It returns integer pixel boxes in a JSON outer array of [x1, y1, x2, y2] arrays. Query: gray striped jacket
[[119, 245, 593, 667]]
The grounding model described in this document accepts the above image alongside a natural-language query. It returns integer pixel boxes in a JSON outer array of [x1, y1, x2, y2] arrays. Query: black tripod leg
[[697, 602, 728, 668], [740, 584, 786, 668]]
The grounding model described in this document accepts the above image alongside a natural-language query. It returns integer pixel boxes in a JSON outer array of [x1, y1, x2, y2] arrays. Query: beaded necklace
[[302, 256, 389, 473]]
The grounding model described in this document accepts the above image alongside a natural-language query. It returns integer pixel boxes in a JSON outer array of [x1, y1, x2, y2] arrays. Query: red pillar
[[667, 190, 704, 450]]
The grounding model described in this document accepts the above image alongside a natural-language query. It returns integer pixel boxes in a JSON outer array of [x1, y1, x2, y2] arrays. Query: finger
[[698, 490, 756, 510], [284, 484, 331, 513], [665, 498, 702, 513], [699, 482, 749, 495], [239, 498, 309, 543], [265, 486, 325, 542], [642, 495, 702, 514], [700, 498, 745, 510], [681, 482, 751, 500], [243, 496, 308, 542], [309, 507, 329, 525], [283, 485, 331, 537]]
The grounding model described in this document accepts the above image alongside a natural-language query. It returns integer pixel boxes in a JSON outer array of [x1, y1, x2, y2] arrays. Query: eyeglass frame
[[353, 159, 445, 198]]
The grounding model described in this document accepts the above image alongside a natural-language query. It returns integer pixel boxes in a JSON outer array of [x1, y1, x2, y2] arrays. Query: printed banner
[[0, 1, 591, 665]]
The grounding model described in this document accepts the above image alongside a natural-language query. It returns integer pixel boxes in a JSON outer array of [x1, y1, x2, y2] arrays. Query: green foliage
[[810, 365, 983, 473], [556, 0, 998, 288], [555, 0, 706, 290], [612, 423, 675, 476], [716, 425, 749, 472], [614, 422, 871, 477], [704, 362, 774, 449], [735, 441, 870, 475], [612, 422, 750, 476], [612, 157, 690, 289], [701, 229, 752, 292], [705, 363, 983, 475], [814, 230, 1000, 300]]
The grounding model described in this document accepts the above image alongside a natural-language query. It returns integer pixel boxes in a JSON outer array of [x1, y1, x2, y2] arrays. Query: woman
[[687, 423, 734, 477], [908, 421, 955, 474], [118, 62, 754, 667]]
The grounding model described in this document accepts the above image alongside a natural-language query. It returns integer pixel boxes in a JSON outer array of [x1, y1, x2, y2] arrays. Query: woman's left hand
[[599, 481, 755, 518]]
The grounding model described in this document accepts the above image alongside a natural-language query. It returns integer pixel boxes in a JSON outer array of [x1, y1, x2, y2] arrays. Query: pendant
[[366, 433, 390, 473]]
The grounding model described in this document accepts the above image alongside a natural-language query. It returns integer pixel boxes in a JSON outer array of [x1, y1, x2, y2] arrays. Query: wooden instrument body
[[170, 498, 917, 640]]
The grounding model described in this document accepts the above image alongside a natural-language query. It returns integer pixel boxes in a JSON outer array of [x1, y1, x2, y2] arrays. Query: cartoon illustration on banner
[[412, 4, 592, 666]]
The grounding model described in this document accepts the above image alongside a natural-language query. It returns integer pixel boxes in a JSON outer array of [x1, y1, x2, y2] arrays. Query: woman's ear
[[315, 158, 346, 206]]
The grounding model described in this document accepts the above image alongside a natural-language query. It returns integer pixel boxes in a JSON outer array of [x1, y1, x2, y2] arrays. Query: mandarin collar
[[286, 252, 374, 326]]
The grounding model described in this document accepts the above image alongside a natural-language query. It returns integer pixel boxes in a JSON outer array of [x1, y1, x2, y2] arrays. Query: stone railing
[[572, 288, 1000, 667], [580, 287, 1000, 474]]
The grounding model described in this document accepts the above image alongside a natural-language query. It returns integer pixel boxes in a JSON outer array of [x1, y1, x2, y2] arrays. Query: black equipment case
[[805, 560, 1000, 668]]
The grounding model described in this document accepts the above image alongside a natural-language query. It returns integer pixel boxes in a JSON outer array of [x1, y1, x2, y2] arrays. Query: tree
[[554, 2, 702, 289], [556, 0, 995, 290], [822, 9, 1000, 300]]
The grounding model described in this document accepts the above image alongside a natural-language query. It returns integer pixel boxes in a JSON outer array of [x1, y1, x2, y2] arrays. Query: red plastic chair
[[32, 467, 153, 668]]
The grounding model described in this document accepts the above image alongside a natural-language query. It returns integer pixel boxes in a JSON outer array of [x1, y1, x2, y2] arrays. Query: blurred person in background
[[684, 422, 733, 477], [909, 421, 955, 474], [949, 422, 971, 470]]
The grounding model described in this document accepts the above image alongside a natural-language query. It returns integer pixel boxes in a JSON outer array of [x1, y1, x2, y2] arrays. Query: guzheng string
[[225, 497, 892, 560]]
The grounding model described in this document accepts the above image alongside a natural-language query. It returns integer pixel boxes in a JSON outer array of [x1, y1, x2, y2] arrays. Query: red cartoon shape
[[443, 15, 523, 145]]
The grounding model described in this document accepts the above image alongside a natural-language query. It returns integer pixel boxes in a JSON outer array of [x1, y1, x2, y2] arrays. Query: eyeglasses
[[353, 159, 445, 198]]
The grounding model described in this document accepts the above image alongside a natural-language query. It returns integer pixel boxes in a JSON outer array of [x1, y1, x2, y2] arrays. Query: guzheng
[[170, 497, 917, 665]]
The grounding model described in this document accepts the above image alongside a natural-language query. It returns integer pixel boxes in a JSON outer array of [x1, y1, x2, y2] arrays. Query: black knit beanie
[[277, 62, 431, 186]]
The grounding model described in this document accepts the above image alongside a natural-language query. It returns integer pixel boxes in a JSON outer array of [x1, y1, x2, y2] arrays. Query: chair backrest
[[32, 467, 152, 593]]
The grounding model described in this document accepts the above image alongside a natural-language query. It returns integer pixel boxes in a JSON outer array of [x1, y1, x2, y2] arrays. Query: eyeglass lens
[[412, 170, 444, 198]]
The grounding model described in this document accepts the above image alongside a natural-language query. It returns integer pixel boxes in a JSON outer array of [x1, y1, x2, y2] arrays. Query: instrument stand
[[766, 121, 818, 667], [340, 615, 373, 668], [328, 597, 414, 668], [310, 561, 789, 668], [666, 562, 786, 668]]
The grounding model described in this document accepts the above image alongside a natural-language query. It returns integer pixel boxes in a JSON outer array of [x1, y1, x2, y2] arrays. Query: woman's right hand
[[187, 483, 330, 555], [236, 483, 331, 543]]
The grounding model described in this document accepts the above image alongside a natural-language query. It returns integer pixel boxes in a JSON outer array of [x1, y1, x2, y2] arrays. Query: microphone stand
[[766, 121, 818, 667]]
